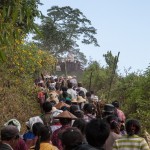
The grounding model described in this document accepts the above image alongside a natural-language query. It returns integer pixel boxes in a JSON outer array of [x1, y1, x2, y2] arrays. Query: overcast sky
[[35, 0, 150, 74]]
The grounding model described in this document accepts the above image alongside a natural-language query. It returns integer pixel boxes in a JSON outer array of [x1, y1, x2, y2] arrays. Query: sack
[[41, 113, 53, 126]]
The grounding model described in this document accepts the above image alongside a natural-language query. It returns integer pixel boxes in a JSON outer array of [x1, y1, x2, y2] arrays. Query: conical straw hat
[[54, 101, 70, 109], [77, 96, 86, 103], [71, 99, 78, 103], [54, 110, 77, 120]]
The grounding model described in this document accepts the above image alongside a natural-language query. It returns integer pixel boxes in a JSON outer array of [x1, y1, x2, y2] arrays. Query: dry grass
[[0, 85, 41, 134]]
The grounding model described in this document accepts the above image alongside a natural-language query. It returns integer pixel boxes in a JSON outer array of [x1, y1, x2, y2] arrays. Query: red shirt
[[51, 125, 70, 150]]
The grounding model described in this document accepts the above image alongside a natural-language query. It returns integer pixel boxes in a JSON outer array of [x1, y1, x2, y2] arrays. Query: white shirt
[[67, 88, 77, 99]]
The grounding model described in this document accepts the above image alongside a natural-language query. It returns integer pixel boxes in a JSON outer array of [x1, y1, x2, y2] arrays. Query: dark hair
[[86, 92, 91, 97], [32, 122, 44, 136], [49, 100, 57, 107], [65, 100, 71, 105], [42, 101, 52, 113], [60, 106, 70, 111], [112, 101, 119, 108], [61, 127, 83, 150], [83, 103, 95, 114], [85, 119, 110, 148], [106, 115, 120, 130], [125, 119, 141, 136], [78, 90, 85, 98], [72, 119, 87, 135], [70, 105, 79, 115], [74, 110, 84, 119], [35, 126, 52, 150], [68, 82, 73, 88], [62, 91, 69, 98], [61, 86, 68, 92], [78, 82, 82, 87], [59, 118, 72, 125], [90, 91, 94, 94]]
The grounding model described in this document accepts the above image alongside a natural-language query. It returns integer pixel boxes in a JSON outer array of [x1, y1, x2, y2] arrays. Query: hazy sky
[[36, 0, 150, 74]]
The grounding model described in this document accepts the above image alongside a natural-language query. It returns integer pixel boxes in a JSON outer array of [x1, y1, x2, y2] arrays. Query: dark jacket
[[0, 143, 13, 150], [75, 143, 104, 150]]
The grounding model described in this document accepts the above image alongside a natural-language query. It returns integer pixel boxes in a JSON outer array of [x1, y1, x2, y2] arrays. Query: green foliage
[[82, 53, 150, 133], [0, 0, 42, 61]]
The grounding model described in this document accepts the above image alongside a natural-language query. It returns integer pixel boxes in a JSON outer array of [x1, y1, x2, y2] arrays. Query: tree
[[33, 6, 99, 57], [103, 51, 120, 100]]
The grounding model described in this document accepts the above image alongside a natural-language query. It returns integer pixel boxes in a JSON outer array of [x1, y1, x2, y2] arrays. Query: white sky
[[34, 0, 150, 74]]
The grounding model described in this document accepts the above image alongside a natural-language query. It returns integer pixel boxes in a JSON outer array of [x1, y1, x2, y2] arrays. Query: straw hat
[[54, 101, 70, 109], [54, 110, 77, 120], [71, 99, 78, 103], [103, 104, 115, 113], [49, 91, 59, 103], [77, 96, 86, 103]]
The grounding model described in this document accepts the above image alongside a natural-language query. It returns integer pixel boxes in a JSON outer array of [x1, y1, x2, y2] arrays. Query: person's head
[[55, 110, 77, 125], [42, 101, 52, 113], [125, 119, 141, 136], [85, 119, 110, 148], [39, 126, 52, 142], [67, 82, 73, 88], [70, 105, 79, 115], [86, 92, 91, 98], [90, 91, 94, 95], [62, 91, 69, 98], [35, 126, 52, 150], [102, 104, 115, 118], [72, 119, 87, 135], [1, 125, 19, 148], [32, 122, 44, 136], [73, 110, 84, 119], [78, 90, 85, 98], [65, 100, 72, 105], [61, 127, 83, 150], [49, 100, 57, 107], [78, 82, 82, 87], [59, 118, 72, 126], [83, 103, 95, 114], [112, 101, 119, 108], [61, 86, 68, 92], [106, 115, 120, 134]]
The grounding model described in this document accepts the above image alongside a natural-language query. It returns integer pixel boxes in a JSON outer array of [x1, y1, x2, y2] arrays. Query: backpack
[[40, 113, 53, 126]]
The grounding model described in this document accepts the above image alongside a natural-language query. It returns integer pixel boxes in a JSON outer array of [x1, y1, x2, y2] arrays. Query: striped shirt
[[113, 135, 150, 150]]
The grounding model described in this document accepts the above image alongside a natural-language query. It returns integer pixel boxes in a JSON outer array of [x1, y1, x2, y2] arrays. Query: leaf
[[32, 24, 41, 36], [0, 50, 6, 62], [7, 6, 11, 17]]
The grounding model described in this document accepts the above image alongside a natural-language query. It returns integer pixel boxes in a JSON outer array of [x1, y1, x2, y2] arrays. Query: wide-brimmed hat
[[77, 96, 86, 103], [54, 101, 70, 109], [71, 99, 78, 103], [54, 110, 77, 120], [48, 91, 59, 103], [103, 104, 115, 113], [4, 119, 21, 132]]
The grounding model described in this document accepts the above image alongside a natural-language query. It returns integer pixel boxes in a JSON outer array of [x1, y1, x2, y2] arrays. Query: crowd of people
[[0, 75, 149, 150]]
